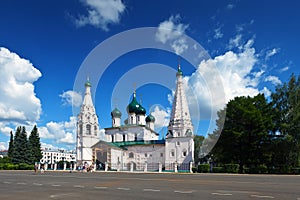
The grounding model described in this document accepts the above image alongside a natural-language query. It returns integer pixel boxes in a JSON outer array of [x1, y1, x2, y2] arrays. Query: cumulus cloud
[[184, 38, 260, 120], [0, 47, 42, 124], [75, 0, 125, 31], [260, 87, 271, 97], [265, 75, 282, 85], [155, 15, 189, 55], [150, 105, 170, 131], [39, 116, 77, 145], [59, 90, 82, 107], [228, 34, 242, 49], [0, 142, 6, 150]]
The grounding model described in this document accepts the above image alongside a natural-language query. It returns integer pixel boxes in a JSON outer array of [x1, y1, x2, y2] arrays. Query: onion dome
[[111, 108, 122, 118], [146, 114, 155, 123], [127, 92, 146, 115], [85, 79, 92, 87], [176, 64, 183, 77]]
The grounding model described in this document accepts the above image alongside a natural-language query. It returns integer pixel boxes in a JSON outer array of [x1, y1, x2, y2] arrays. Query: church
[[76, 64, 194, 172]]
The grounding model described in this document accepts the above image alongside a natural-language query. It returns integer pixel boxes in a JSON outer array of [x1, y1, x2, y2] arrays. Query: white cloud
[[150, 105, 170, 131], [227, 4, 235, 9], [279, 66, 289, 73], [59, 90, 82, 107], [184, 38, 260, 120], [0, 142, 7, 150], [0, 47, 42, 124], [75, 0, 125, 31], [214, 27, 223, 39], [228, 34, 242, 49], [39, 116, 77, 145], [265, 48, 280, 60], [155, 15, 189, 55], [265, 75, 282, 85], [260, 87, 271, 97]]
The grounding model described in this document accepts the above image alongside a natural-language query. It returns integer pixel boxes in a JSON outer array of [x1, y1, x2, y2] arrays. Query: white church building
[[76, 64, 194, 172]]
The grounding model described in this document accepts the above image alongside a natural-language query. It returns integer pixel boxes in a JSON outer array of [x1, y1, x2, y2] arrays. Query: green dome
[[146, 114, 155, 123], [111, 108, 122, 118], [127, 92, 146, 115], [85, 79, 92, 87], [176, 67, 183, 76]]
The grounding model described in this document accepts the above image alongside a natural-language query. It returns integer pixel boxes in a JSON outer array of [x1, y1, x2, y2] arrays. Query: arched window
[[123, 134, 126, 141], [170, 150, 175, 157], [134, 134, 137, 141], [86, 124, 91, 135], [182, 149, 187, 157], [111, 135, 114, 142], [129, 152, 134, 158]]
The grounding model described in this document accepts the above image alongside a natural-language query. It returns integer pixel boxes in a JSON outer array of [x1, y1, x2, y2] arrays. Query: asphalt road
[[0, 170, 299, 200]]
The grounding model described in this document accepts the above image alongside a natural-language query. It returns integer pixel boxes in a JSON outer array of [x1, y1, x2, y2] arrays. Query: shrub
[[197, 164, 210, 173], [212, 167, 224, 173], [192, 166, 197, 173], [223, 164, 239, 173]]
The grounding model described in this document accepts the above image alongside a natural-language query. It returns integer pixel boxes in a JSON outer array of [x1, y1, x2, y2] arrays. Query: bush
[[192, 166, 197, 173], [291, 168, 300, 174], [212, 167, 224, 173], [197, 164, 210, 173], [18, 163, 34, 170], [223, 164, 239, 173]]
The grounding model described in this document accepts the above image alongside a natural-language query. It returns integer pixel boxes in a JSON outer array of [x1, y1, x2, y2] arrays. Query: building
[[40, 149, 76, 165], [76, 63, 194, 171]]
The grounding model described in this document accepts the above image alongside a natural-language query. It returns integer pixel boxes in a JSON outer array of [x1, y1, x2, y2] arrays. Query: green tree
[[28, 125, 42, 164], [12, 126, 29, 164], [8, 131, 14, 159], [212, 94, 274, 172], [271, 74, 300, 168], [194, 135, 205, 164]]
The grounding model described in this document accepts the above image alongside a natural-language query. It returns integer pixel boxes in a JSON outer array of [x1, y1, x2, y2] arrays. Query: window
[[145, 153, 148, 157], [111, 135, 114, 142], [129, 152, 134, 158], [170, 150, 175, 157], [182, 149, 187, 157], [79, 124, 83, 135], [123, 134, 126, 141], [94, 125, 97, 136], [86, 124, 91, 135], [134, 134, 137, 141], [160, 153, 163, 157], [176, 141, 180, 146]]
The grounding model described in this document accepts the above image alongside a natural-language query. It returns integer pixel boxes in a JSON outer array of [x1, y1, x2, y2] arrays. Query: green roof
[[112, 140, 165, 149], [111, 108, 122, 118], [146, 114, 155, 122], [127, 92, 146, 115]]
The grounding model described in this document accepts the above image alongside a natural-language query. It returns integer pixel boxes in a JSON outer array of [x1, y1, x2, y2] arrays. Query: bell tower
[[165, 62, 194, 166], [76, 78, 100, 166]]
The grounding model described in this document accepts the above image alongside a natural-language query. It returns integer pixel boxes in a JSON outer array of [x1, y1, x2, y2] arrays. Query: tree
[[8, 131, 14, 159], [194, 135, 205, 164], [211, 94, 274, 172], [28, 125, 42, 164], [12, 126, 29, 164], [271, 74, 300, 168]]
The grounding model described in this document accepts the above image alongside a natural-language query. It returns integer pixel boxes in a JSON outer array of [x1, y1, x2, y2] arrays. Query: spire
[[167, 64, 193, 137], [176, 57, 183, 77], [82, 77, 94, 107]]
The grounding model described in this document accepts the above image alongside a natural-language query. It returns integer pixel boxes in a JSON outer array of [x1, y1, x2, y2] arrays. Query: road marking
[[17, 182, 27, 185], [174, 190, 193, 194], [51, 184, 61, 187], [212, 192, 233, 196], [74, 185, 85, 188], [3, 181, 11, 184], [143, 189, 160, 192], [33, 183, 43, 186], [94, 186, 108, 189], [251, 195, 274, 199], [117, 187, 130, 191]]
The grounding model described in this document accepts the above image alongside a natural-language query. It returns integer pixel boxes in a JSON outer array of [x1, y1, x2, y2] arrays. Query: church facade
[[76, 64, 194, 171]]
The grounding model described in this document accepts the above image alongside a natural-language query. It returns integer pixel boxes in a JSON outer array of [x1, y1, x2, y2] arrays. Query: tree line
[[205, 74, 300, 173], [7, 125, 42, 165]]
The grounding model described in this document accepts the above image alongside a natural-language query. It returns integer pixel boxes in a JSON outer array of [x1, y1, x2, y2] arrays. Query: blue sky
[[0, 0, 299, 150]]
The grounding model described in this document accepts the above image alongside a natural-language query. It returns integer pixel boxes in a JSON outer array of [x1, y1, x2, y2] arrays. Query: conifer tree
[[12, 126, 28, 164], [8, 131, 14, 160], [28, 125, 42, 164]]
